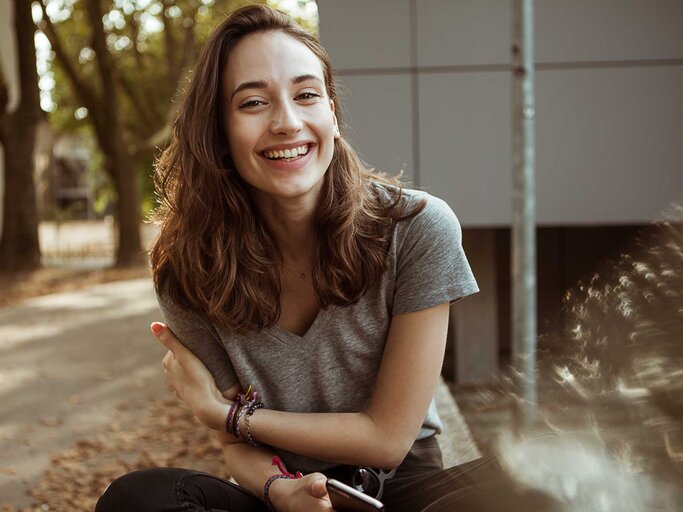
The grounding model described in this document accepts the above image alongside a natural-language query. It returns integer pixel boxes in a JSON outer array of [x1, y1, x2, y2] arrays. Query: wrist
[[267, 476, 294, 512], [202, 400, 231, 430]]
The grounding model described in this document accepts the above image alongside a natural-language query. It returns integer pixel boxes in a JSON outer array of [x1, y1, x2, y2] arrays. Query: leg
[[95, 467, 268, 512], [383, 456, 563, 512], [418, 479, 563, 512]]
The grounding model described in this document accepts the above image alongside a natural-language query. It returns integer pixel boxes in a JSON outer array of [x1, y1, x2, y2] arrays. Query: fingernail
[[151, 322, 165, 335]]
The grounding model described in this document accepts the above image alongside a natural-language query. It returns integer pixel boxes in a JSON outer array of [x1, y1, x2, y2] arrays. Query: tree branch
[[174, 7, 198, 87], [0, 56, 9, 116], [162, 0, 177, 75], [125, 10, 145, 69], [116, 70, 160, 136], [0, 59, 8, 146], [37, 1, 100, 117], [85, 0, 118, 112], [15, 0, 40, 117]]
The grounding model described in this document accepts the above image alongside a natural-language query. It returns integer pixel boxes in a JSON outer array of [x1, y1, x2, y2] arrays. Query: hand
[[152, 322, 230, 430], [269, 473, 333, 512]]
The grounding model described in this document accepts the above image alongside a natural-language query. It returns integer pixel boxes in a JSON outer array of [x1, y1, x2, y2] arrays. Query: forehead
[[223, 31, 325, 90]]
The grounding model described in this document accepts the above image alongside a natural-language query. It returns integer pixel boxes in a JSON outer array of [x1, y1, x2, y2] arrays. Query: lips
[[262, 143, 311, 161], [259, 143, 316, 170]]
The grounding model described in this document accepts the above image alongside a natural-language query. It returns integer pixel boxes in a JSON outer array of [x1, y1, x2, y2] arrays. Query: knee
[[95, 467, 186, 512]]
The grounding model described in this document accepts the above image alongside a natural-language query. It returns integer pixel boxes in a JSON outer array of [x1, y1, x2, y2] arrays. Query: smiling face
[[221, 30, 338, 205]]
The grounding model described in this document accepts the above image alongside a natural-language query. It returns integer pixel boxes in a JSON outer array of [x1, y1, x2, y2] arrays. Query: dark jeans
[[95, 436, 562, 512]]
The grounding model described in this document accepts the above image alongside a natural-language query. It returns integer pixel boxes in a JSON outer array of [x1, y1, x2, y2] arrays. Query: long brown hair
[[151, 4, 425, 334]]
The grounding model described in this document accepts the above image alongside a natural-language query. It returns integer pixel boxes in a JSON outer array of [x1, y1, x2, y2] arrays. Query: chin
[[269, 174, 326, 200]]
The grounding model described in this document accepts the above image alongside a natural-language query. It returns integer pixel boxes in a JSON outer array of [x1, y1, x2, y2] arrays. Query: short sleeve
[[392, 194, 479, 315], [156, 289, 238, 392]]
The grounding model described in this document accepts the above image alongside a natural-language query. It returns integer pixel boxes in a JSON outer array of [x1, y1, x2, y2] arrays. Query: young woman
[[96, 5, 561, 512]]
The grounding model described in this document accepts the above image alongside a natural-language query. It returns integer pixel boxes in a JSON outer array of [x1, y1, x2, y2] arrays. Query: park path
[[0, 277, 167, 506]]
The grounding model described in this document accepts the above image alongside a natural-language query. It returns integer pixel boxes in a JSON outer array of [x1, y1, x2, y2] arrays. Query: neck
[[251, 190, 318, 264]]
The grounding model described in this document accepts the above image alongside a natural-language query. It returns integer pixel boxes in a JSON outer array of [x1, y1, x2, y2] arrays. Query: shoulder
[[395, 188, 461, 240], [372, 182, 455, 218], [154, 281, 206, 326]]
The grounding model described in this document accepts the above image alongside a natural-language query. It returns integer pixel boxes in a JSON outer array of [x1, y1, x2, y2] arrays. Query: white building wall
[[319, 0, 683, 227]]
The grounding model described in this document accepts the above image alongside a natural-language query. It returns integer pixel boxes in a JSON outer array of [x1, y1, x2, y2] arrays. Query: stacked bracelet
[[234, 405, 249, 438], [263, 456, 303, 511], [227, 385, 265, 445], [245, 402, 265, 447], [225, 400, 240, 435]]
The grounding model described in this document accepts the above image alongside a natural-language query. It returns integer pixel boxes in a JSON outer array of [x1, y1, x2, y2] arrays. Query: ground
[[0, 265, 150, 308], [0, 269, 247, 511]]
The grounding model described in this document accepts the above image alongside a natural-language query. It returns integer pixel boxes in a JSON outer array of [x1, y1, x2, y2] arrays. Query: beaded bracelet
[[245, 402, 265, 447], [263, 456, 303, 511], [234, 404, 248, 438], [225, 400, 240, 435], [263, 474, 289, 511], [227, 385, 265, 439]]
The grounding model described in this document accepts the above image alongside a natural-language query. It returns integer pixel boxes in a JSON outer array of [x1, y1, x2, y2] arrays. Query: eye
[[296, 91, 321, 101], [238, 99, 267, 109]]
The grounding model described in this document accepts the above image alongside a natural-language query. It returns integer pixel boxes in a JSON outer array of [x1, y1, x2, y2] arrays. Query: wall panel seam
[[337, 58, 683, 77]]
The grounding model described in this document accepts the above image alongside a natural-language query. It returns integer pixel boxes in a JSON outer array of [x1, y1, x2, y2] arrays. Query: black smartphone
[[326, 478, 385, 511]]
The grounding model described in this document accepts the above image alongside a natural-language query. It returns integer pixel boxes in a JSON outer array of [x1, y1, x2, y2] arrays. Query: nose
[[270, 99, 303, 135]]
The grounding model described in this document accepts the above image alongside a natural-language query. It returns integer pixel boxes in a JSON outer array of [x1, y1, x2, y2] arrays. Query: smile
[[262, 144, 311, 161]]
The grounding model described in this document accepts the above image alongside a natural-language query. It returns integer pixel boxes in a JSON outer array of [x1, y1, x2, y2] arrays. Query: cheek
[[226, 119, 255, 161]]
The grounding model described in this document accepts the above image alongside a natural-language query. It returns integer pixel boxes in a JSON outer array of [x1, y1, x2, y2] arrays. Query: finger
[[151, 322, 183, 354], [162, 351, 174, 370], [164, 377, 176, 396], [310, 477, 328, 499]]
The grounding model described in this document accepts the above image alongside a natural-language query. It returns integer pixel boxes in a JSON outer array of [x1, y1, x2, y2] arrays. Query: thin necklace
[[283, 265, 309, 279]]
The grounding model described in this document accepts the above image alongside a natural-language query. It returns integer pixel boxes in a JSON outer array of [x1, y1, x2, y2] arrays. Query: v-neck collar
[[267, 306, 333, 346]]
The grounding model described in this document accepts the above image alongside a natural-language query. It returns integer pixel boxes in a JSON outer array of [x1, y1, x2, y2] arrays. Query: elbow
[[362, 414, 415, 468], [372, 435, 413, 469]]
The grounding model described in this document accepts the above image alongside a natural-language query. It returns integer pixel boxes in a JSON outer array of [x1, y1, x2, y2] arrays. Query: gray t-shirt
[[156, 187, 479, 473]]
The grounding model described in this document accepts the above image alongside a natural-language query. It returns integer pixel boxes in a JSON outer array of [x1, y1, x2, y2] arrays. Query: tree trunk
[[0, 129, 41, 272], [110, 145, 144, 267], [37, 0, 145, 268], [0, 0, 42, 273]]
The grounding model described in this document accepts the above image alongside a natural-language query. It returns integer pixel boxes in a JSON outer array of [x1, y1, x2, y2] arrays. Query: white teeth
[[264, 144, 310, 160]]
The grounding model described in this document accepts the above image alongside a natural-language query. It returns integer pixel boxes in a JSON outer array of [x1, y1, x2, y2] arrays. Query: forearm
[[214, 398, 410, 468], [246, 409, 408, 468], [221, 439, 280, 497], [218, 436, 295, 509]]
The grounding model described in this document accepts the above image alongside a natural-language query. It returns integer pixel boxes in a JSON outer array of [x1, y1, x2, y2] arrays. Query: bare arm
[[246, 302, 450, 468], [156, 301, 450, 469], [212, 384, 333, 512]]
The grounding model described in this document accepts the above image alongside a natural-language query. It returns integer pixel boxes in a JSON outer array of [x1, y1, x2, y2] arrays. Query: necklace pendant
[[299, 272, 306, 279]]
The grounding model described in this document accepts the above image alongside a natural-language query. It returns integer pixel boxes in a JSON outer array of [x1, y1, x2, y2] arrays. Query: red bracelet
[[271, 456, 303, 479], [263, 456, 303, 511], [263, 474, 289, 511]]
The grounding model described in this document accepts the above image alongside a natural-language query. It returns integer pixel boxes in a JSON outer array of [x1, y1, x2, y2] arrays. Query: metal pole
[[511, 0, 537, 424]]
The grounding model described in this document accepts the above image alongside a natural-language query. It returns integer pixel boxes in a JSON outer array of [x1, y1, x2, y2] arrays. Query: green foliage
[[40, 0, 319, 216]]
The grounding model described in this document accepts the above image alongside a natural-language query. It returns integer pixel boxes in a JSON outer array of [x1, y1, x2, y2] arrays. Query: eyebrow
[[230, 74, 324, 101]]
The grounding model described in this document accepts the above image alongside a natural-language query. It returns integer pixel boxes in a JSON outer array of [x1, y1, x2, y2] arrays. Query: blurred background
[[0, 0, 681, 510]]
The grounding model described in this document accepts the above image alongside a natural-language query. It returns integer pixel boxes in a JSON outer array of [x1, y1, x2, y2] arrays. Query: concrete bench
[[435, 377, 481, 467]]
